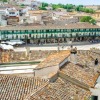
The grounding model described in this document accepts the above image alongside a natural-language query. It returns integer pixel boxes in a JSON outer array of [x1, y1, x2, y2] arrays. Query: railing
[[1, 32, 100, 40], [1, 29, 100, 34]]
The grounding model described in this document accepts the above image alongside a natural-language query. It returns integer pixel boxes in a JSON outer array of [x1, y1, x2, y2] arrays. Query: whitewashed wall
[[90, 88, 100, 100], [59, 57, 68, 68], [34, 65, 59, 78]]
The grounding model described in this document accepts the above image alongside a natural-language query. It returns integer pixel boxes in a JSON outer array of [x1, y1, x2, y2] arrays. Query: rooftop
[[95, 10, 100, 13], [28, 10, 49, 14], [35, 50, 70, 69], [0, 50, 100, 100], [61, 62, 99, 87], [27, 78, 91, 100], [0, 74, 49, 100], [0, 23, 100, 30]]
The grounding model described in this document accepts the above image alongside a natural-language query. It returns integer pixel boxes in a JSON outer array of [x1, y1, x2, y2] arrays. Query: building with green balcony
[[0, 22, 100, 44]]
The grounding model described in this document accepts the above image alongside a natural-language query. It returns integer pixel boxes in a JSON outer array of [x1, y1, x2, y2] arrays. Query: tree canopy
[[39, 2, 95, 13], [1, 0, 7, 2], [75, 6, 95, 13], [52, 4, 75, 11], [39, 7, 47, 10], [80, 16, 96, 25], [42, 2, 48, 8]]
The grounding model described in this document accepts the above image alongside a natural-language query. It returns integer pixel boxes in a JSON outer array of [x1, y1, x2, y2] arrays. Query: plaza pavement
[[2, 42, 100, 74], [14, 43, 100, 52]]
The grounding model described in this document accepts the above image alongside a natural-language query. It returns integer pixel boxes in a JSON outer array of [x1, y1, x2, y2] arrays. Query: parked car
[[1, 40, 25, 46], [0, 44, 14, 51]]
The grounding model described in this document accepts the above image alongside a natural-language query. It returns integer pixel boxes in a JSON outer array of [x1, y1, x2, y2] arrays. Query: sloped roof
[[0, 74, 49, 100], [27, 78, 91, 100], [35, 50, 70, 69], [0, 22, 100, 30], [61, 62, 99, 87]]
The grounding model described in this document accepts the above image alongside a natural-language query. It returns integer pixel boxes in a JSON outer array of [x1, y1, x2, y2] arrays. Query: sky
[[38, 0, 100, 5]]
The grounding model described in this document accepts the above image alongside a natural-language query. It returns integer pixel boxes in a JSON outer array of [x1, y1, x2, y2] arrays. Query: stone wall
[[0, 50, 57, 63]]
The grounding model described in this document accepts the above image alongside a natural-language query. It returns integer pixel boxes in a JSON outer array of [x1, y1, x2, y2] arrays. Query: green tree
[[89, 19, 96, 25], [39, 7, 47, 10], [84, 8, 90, 13], [52, 4, 61, 10], [42, 2, 48, 7], [75, 5, 95, 14], [68, 4, 74, 9], [58, 3, 64, 8], [89, 9, 95, 13], [2, 0, 7, 2], [64, 4, 74, 9], [52, 3, 74, 10], [75, 5, 83, 11], [20, 4, 25, 6], [80, 16, 96, 25]]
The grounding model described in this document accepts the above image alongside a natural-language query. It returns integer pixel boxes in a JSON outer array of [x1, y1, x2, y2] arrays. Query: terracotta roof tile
[[0, 23, 99, 30], [61, 63, 99, 87], [35, 50, 70, 69], [27, 78, 91, 100]]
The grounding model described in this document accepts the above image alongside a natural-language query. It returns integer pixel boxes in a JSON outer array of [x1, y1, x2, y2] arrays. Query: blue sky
[[38, 0, 100, 5]]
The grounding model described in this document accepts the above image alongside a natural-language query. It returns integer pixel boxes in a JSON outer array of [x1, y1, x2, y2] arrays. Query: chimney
[[70, 45, 77, 64]]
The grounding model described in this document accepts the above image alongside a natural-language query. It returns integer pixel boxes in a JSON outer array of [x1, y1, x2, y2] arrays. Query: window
[[25, 30, 28, 32], [63, 29, 67, 32], [57, 29, 60, 32], [21, 30, 25, 33], [48, 30, 52, 32], [9, 12, 15, 14], [8, 31, 12, 33], [29, 34, 31, 37], [34, 30, 36, 32], [91, 96, 98, 100], [44, 30, 46, 32], [61, 29, 63, 32], [16, 35, 18, 39], [28, 30, 32, 33], [73, 29, 78, 32], [51, 29, 54, 32], [37, 30, 40, 32], [92, 29, 96, 31], [71, 29, 74, 32], [67, 29, 71, 32], [46, 30, 49, 32], [86, 29, 89, 31]]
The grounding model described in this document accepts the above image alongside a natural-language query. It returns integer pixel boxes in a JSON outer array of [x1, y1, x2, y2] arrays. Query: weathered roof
[[28, 10, 49, 14], [35, 50, 70, 69], [0, 23, 100, 30], [60, 62, 99, 87], [0, 74, 49, 100], [27, 78, 91, 100], [8, 10, 17, 12], [95, 10, 100, 13]]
